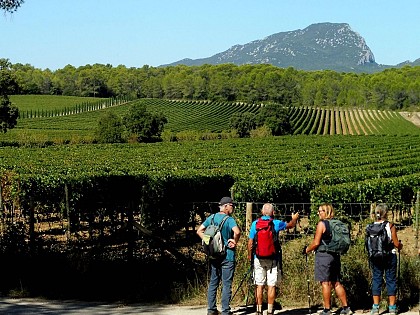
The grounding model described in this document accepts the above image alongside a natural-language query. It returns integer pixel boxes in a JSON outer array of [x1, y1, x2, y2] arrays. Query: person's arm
[[390, 223, 403, 251], [247, 238, 254, 261], [196, 224, 206, 240], [227, 225, 241, 248], [305, 221, 325, 254], [286, 212, 300, 229]]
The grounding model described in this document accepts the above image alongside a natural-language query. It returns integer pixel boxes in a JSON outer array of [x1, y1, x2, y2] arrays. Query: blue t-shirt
[[203, 212, 238, 262], [248, 215, 287, 259]]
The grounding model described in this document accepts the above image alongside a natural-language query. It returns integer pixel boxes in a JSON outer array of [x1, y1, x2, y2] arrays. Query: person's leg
[[371, 259, 384, 299], [266, 261, 279, 314], [385, 255, 398, 312], [256, 285, 264, 305], [208, 262, 221, 314], [370, 259, 383, 314], [267, 286, 276, 314], [253, 258, 266, 314], [333, 282, 353, 314], [333, 281, 348, 306], [255, 285, 264, 314], [321, 281, 332, 309], [221, 260, 235, 315]]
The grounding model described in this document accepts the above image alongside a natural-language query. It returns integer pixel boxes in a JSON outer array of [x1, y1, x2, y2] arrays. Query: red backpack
[[254, 218, 279, 259]]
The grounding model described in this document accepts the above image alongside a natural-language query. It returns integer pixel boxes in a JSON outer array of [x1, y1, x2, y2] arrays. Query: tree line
[[8, 60, 420, 111]]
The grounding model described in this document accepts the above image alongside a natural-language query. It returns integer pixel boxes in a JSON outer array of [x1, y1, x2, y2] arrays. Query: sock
[[389, 305, 397, 309], [324, 308, 330, 312], [257, 304, 262, 312], [268, 304, 273, 313], [372, 304, 379, 309]]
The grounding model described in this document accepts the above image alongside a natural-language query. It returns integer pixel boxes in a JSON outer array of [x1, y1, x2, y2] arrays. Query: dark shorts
[[315, 251, 341, 282]]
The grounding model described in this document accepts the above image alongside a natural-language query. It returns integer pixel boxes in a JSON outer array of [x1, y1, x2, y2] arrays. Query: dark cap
[[219, 196, 235, 206]]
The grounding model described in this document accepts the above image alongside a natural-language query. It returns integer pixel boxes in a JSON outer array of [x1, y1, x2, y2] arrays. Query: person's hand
[[292, 212, 300, 221], [302, 245, 307, 255], [227, 239, 236, 248]]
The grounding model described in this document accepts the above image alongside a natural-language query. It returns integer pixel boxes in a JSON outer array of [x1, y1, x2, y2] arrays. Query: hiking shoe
[[340, 307, 353, 314], [388, 305, 398, 314], [255, 312, 263, 315], [370, 306, 379, 315], [267, 312, 274, 315], [319, 310, 331, 315]]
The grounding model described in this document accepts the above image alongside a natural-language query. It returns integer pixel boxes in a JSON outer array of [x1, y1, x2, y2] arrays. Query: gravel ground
[[0, 299, 418, 315]]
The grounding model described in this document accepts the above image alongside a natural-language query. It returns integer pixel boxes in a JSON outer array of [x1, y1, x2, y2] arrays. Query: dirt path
[[0, 298, 418, 314], [400, 112, 420, 127]]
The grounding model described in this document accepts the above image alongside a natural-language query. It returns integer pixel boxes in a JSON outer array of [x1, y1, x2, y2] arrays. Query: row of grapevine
[[18, 95, 135, 119], [13, 97, 418, 137], [290, 106, 419, 135], [1, 135, 419, 229]]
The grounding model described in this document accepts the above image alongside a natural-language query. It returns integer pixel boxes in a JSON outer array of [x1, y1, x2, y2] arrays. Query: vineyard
[[1, 135, 419, 221], [1, 96, 420, 304], [5, 97, 419, 142]]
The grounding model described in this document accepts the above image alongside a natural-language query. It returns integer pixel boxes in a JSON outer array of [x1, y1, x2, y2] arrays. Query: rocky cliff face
[[164, 22, 379, 72]]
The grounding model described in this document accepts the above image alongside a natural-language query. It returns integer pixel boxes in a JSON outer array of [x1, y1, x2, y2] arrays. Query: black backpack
[[365, 221, 393, 259]]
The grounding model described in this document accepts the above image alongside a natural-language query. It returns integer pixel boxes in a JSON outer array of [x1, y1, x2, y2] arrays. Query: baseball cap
[[219, 196, 235, 206]]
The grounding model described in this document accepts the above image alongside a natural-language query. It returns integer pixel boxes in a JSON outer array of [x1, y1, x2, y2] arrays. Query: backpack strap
[[210, 213, 229, 228], [218, 214, 229, 230]]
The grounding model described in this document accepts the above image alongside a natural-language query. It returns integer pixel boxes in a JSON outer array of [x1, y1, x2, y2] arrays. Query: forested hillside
[[9, 61, 420, 111]]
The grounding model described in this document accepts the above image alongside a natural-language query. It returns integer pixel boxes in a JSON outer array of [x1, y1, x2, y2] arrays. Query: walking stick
[[305, 251, 311, 315], [231, 265, 253, 303], [397, 240, 401, 305]]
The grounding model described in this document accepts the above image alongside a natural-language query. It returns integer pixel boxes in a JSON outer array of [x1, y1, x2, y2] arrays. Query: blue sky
[[1, 0, 419, 70]]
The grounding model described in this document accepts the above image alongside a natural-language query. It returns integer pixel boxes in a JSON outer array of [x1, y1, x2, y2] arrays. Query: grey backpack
[[202, 214, 229, 260]]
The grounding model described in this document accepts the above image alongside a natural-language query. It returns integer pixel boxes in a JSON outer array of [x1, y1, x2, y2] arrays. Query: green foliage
[[122, 102, 167, 142], [94, 111, 125, 143], [0, 59, 19, 133], [257, 103, 293, 135], [250, 125, 272, 138], [229, 111, 257, 137], [0, 0, 24, 13], [7, 61, 420, 111]]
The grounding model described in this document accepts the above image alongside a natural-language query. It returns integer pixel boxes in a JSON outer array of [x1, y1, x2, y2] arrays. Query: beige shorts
[[253, 257, 280, 287]]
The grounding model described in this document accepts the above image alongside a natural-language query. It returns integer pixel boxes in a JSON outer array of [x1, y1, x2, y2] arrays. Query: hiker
[[304, 203, 353, 315], [247, 203, 299, 315], [196, 196, 241, 315], [366, 203, 403, 315]]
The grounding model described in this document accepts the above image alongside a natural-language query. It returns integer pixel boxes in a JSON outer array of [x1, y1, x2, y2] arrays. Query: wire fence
[[191, 200, 420, 255], [0, 199, 419, 255]]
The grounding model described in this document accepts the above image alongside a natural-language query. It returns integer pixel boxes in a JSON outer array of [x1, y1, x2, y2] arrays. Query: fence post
[[246, 202, 253, 232], [64, 184, 71, 240], [415, 191, 419, 250], [29, 197, 35, 251], [0, 182, 3, 234]]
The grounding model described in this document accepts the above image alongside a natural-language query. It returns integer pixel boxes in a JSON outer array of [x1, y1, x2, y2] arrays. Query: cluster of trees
[[0, 59, 19, 132], [97, 102, 292, 143], [95, 102, 167, 143], [7, 60, 420, 111], [229, 103, 292, 137]]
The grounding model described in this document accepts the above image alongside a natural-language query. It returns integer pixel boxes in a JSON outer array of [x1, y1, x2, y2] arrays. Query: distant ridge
[[162, 22, 418, 73]]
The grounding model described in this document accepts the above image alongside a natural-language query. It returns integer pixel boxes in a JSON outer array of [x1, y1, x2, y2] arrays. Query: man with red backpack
[[247, 203, 299, 315]]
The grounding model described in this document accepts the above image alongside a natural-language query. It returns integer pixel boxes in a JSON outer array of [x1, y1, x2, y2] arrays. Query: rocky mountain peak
[[163, 22, 379, 72]]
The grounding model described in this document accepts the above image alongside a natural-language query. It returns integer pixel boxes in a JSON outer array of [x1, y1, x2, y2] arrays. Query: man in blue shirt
[[248, 203, 299, 315], [197, 196, 241, 315]]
